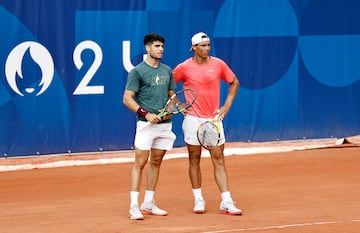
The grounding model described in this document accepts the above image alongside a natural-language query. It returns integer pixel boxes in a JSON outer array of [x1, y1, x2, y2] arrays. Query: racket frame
[[196, 115, 222, 150], [137, 88, 196, 131]]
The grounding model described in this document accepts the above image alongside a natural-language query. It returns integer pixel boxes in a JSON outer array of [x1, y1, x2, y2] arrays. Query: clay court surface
[[1, 139, 360, 233]]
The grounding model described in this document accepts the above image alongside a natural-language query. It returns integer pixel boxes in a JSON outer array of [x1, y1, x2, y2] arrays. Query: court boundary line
[[1, 137, 359, 172], [0, 140, 335, 172], [201, 219, 360, 233]]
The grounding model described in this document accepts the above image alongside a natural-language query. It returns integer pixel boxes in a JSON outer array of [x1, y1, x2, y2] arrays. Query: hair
[[143, 33, 165, 45]]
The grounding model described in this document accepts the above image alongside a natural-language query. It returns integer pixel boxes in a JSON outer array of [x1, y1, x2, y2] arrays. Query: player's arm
[[218, 76, 239, 118], [122, 90, 161, 123], [122, 90, 141, 113]]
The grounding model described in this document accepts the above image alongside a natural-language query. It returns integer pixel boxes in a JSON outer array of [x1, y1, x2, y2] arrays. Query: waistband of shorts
[[137, 119, 172, 124]]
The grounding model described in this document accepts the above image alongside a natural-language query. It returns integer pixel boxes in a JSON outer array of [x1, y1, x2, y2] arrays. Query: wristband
[[136, 107, 149, 117]]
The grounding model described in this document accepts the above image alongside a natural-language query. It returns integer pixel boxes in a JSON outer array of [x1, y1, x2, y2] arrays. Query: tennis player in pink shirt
[[173, 32, 242, 215]]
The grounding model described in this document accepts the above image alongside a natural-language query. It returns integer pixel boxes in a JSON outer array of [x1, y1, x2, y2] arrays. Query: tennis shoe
[[140, 201, 168, 216], [193, 198, 205, 214], [219, 200, 242, 215], [129, 204, 144, 220]]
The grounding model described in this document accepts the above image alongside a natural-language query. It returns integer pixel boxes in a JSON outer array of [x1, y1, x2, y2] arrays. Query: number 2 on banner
[[73, 40, 104, 95]]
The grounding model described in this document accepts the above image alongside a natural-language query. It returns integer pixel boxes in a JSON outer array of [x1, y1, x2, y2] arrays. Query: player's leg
[[210, 146, 242, 215], [140, 123, 175, 216], [146, 148, 166, 191], [187, 144, 202, 188], [209, 144, 229, 192], [131, 148, 151, 192], [129, 122, 156, 220], [183, 115, 206, 213], [129, 148, 150, 220], [187, 144, 206, 213]]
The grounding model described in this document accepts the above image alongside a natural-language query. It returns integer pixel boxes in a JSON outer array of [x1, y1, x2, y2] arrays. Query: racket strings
[[166, 89, 196, 114], [165, 98, 185, 113], [198, 122, 220, 148]]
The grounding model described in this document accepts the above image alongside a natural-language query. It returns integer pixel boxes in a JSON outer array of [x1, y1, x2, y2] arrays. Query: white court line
[[0, 141, 338, 172], [201, 219, 360, 233]]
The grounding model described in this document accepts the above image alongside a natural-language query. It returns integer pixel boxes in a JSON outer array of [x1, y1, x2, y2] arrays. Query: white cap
[[189, 32, 210, 51]]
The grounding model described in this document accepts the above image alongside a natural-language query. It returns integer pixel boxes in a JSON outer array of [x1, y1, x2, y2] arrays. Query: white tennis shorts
[[182, 115, 226, 146], [134, 121, 176, 150]]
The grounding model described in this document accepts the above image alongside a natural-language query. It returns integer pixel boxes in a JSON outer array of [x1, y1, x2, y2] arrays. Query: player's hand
[[145, 113, 162, 124], [214, 109, 226, 120]]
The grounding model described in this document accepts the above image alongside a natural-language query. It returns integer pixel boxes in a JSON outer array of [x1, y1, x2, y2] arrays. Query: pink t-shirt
[[173, 56, 235, 118]]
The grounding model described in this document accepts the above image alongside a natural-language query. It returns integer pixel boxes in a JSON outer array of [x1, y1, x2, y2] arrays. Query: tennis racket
[[138, 88, 197, 131], [197, 114, 222, 150]]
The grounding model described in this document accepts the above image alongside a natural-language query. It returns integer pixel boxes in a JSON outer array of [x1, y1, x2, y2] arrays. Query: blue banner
[[1, 0, 360, 157]]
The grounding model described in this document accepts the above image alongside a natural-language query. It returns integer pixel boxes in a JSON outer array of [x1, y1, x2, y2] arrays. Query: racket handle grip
[[137, 121, 151, 131]]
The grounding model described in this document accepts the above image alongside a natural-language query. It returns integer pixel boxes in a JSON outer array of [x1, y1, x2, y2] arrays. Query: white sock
[[130, 191, 139, 207], [143, 190, 154, 204], [192, 188, 204, 200], [221, 191, 233, 202]]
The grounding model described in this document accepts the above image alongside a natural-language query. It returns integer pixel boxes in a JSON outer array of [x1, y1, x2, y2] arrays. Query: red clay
[[0, 145, 359, 233]]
